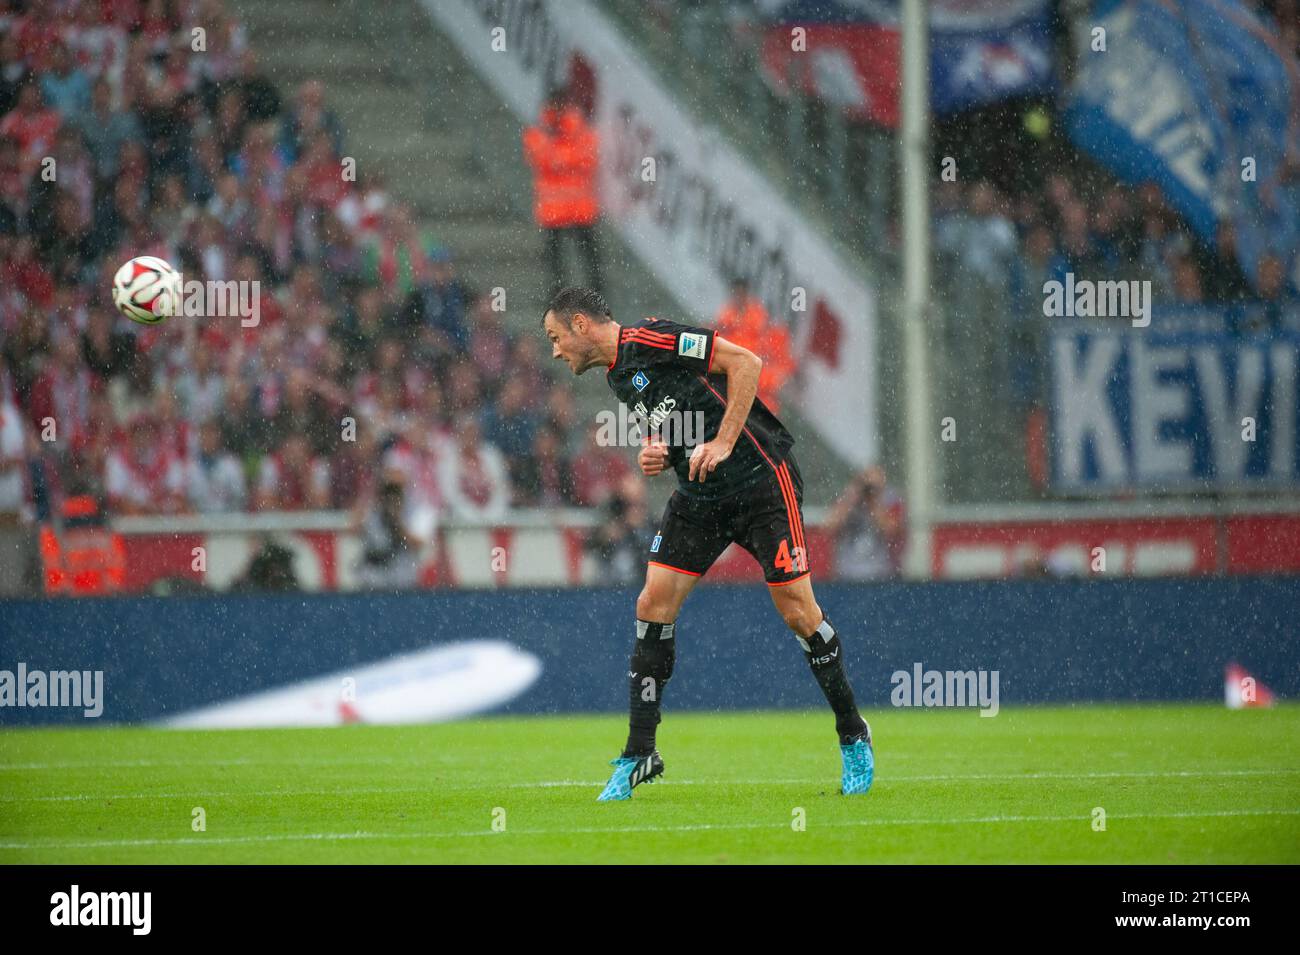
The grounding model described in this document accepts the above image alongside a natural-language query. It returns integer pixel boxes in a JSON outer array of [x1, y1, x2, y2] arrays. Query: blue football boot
[[840, 725, 874, 795], [596, 751, 664, 801]]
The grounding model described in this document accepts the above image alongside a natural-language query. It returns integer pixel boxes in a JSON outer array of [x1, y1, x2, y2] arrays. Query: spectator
[[1170, 256, 1205, 305], [230, 539, 300, 592], [353, 479, 421, 590], [80, 308, 135, 382], [39, 42, 92, 119], [107, 347, 156, 426], [2, 308, 51, 410], [482, 376, 538, 487], [201, 160, 240, 223], [328, 417, 377, 511], [437, 417, 510, 522], [314, 210, 361, 300], [226, 49, 281, 123], [824, 465, 905, 581], [39, 187, 97, 286], [256, 433, 330, 510], [584, 474, 651, 584], [268, 367, 336, 454], [219, 375, 263, 462], [104, 414, 186, 515], [544, 382, 580, 454], [516, 428, 575, 507], [213, 84, 248, 166], [335, 285, 399, 372], [571, 423, 632, 506], [281, 79, 344, 163], [362, 203, 434, 302], [442, 357, 483, 421], [89, 167, 148, 258], [507, 334, 550, 397], [1197, 224, 1253, 305], [185, 420, 247, 513], [28, 332, 92, 455], [1, 81, 61, 177], [962, 181, 1020, 287], [0, 33, 30, 117], [382, 419, 442, 540], [0, 393, 29, 518], [465, 292, 515, 383], [1254, 254, 1295, 331], [148, 394, 189, 469], [402, 247, 468, 357]]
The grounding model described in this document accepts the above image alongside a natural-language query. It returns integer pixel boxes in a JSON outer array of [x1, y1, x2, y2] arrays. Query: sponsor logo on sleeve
[[678, 332, 707, 359]]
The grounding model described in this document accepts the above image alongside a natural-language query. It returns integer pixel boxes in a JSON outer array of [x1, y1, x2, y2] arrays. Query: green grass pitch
[[2, 703, 1298, 863]]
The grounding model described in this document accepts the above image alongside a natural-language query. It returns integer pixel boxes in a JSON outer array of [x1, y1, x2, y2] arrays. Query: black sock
[[799, 616, 869, 745], [623, 620, 676, 758]]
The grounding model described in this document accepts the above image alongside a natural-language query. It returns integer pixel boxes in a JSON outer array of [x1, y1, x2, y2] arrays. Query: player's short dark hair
[[544, 286, 612, 327]]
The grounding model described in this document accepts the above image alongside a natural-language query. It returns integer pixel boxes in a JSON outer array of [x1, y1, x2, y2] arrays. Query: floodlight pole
[[900, 0, 935, 579]]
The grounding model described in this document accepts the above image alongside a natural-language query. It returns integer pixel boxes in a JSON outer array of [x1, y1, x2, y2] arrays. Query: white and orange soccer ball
[[112, 256, 182, 324]]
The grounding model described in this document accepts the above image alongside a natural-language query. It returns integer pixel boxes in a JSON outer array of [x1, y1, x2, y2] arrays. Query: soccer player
[[541, 287, 874, 800]]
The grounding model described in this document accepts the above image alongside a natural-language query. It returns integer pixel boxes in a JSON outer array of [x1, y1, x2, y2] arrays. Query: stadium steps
[[228, 0, 852, 505]]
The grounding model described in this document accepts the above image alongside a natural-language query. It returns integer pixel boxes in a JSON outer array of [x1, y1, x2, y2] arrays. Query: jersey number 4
[[774, 539, 808, 575]]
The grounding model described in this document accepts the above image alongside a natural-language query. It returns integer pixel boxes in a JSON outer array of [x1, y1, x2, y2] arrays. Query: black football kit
[[599, 314, 871, 775], [605, 316, 809, 586]]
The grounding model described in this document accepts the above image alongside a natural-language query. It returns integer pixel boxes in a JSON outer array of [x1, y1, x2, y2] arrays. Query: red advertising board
[[105, 515, 1300, 593], [932, 515, 1300, 578]]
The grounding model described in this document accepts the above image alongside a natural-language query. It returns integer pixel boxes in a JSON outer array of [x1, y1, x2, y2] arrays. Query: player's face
[[543, 311, 598, 375]]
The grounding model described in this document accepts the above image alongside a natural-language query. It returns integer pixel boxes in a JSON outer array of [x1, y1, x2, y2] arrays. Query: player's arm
[[689, 335, 762, 482]]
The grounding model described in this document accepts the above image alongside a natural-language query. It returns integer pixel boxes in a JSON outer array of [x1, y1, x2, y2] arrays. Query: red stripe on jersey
[[777, 463, 806, 556], [621, 328, 672, 341], [623, 333, 675, 351], [628, 329, 676, 344], [773, 463, 802, 555]]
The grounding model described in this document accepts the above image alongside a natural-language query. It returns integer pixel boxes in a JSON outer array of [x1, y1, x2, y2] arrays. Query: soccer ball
[[112, 256, 182, 324]]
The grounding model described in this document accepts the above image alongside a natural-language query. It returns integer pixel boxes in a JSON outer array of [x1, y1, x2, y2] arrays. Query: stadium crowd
[[0, 0, 649, 537], [933, 168, 1300, 413]]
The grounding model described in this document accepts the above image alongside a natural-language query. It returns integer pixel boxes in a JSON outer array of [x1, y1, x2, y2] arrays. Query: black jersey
[[605, 316, 795, 500]]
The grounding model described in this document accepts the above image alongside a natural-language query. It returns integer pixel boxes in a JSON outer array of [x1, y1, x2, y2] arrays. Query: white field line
[[2, 808, 1299, 851], [0, 786, 437, 803], [0, 757, 450, 771], [1, 768, 1297, 803]]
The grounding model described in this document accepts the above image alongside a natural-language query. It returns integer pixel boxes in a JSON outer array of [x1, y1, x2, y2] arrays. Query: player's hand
[[688, 439, 732, 482], [639, 439, 670, 476]]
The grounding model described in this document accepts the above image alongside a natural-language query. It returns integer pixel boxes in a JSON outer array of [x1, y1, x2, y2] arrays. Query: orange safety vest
[[523, 106, 599, 228], [39, 495, 126, 596], [714, 298, 794, 410]]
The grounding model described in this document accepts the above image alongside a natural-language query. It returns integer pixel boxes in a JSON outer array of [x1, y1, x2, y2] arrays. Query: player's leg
[[768, 574, 869, 744], [740, 456, 873, 793], [625, 493, 730, 755], [597, 494, 730, 801], [623, 562, 699, 757]]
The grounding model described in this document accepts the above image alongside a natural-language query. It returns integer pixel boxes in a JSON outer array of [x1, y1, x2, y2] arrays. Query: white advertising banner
[[420, 0, 878, 465], [166, 641, 542, 728]]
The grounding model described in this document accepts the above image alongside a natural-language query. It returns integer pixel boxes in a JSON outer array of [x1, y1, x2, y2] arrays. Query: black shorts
[[647, 454, 810, 586]]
